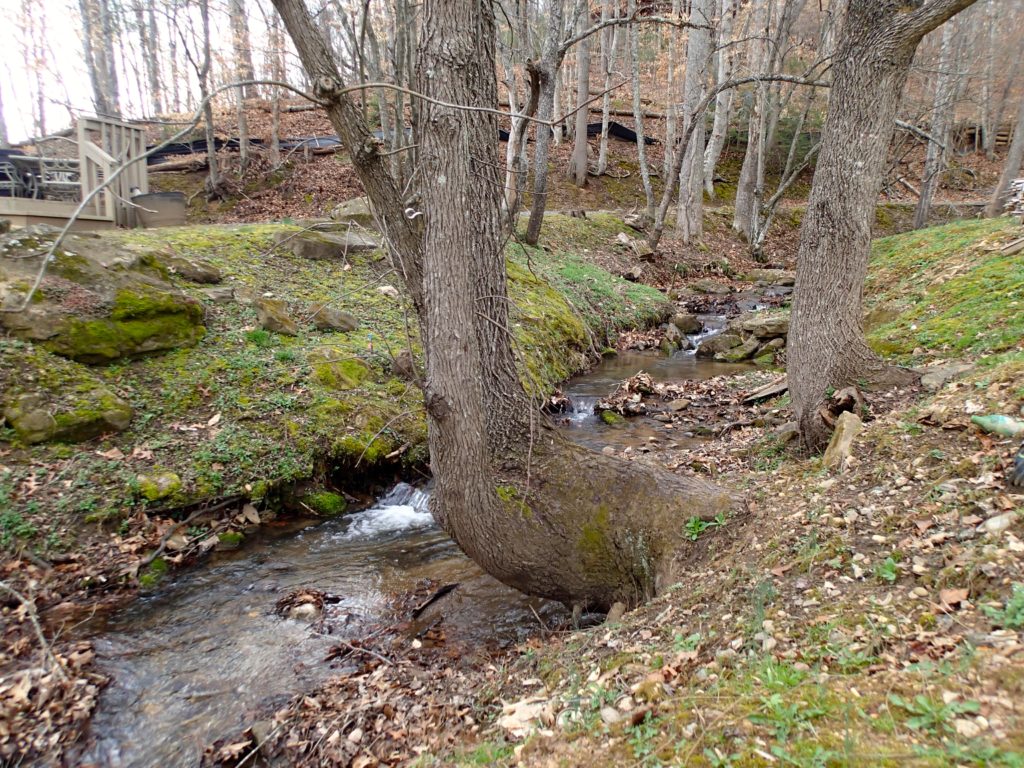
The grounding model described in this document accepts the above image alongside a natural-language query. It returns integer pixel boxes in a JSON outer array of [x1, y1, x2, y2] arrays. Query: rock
[[0, 219, 10, 235], [741, 268, 795, 286], [605, 601, 627, 624], [329, 196, 376, 228], [663, 323, 683, 344], [600, 706, 623, 725], [392, 348, 417, 379], [273, 229, 379, 260], [734, 311, 790, 338], [309, 348, 371, 390], [310, 304, 359, 332], [668, 398, 690, 412], [200, 286, 235, 304], [256, 297, 299, 336], [775, 421, 799, 443], [980, 512, 1017, 534], [289, 602, 322, 621], [696, 332, 742, 358], [136, 471, 182, 501], [823, 411, 864, 472], [660, 337, 679, 356], [919, 362, 973, 391], [621, 265, 643, 282], [0, 238, 206, 363], [714, 336, 760, 362], [615, 232, 631, 247], [163, 254, 222, 284], [690, 278, 731, 295], [670, 312, 702, 334], [623, 213, 646, 231], [0, 342, 133, 444], [377, 285, 400, 299], [631, 238, 655, 262]]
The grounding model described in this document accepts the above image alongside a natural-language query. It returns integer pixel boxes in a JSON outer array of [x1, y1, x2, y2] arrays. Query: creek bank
[[0, 213, 670, 766]]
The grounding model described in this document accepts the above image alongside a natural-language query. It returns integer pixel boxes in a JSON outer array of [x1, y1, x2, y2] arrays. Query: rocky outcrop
[[273, 229, 379, 260], [0, 228, 205, 363], [329, 197, 376, 228], [0, 341, 132, 444]]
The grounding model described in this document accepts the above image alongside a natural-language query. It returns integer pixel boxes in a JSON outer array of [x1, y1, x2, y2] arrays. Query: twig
[[334, 640, 393, 666], [138, 495, 242, 569], [0, 580, 68, 681]]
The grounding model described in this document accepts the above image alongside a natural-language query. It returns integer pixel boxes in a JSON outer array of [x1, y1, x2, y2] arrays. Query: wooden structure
[[0, 116, 149, 230]]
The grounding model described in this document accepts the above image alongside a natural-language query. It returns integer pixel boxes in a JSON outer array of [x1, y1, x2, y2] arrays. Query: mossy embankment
[[0, 213, 669, 559]]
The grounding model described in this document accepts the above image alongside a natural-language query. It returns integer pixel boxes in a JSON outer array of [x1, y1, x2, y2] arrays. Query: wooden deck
[[0, 197, 116, 231]]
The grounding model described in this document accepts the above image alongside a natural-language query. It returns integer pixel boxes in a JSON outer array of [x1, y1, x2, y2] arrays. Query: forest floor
[[201, 216, 1024, 768]]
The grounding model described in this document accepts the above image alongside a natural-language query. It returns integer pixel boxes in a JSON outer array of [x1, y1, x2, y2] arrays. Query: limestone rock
[[670, 312, 702, 334], [377, 285, 400, 299], [621, 265, 643, 282], [605, 601, 627, 624], [136, 471, 182, 501], [273, 229, 379, 260], [0, 341, 132, 444], [310, 304, 359, 332], [0, 231, 205, 363], [392, 348, 417, 379], [741, 268, 796, 286], [200, 286, 235, 304], [714, 336, 760, 362], [690, 278, 731, 295], [733, 311, 790, 338], [696, 332, 742, 358], [919, 363, 973, 392], [256, 297, 299, 336], [329, 196, 376, 228], [163, 254, 222, 284], [823, 411, 864, 472]]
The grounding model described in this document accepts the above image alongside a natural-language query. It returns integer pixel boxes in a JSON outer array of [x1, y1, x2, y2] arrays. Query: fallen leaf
[[207, 413, 222, 427], [940, 588, 969, 608], [96, 447, 125, 460]]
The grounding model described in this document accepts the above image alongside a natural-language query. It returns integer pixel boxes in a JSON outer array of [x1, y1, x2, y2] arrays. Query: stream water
[[80, 315, 747, 767]]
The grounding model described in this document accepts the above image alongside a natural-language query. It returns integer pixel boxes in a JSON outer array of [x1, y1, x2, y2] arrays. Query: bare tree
[[675, 0, 714, 242], [913, 20, 957, 229], [703, 0, 737, 197], [79, 0, 121, 117], [567, 4, 592, 186], [627, 0, 655, 221], [273, 0, 734, 610], [595, 0, 619, 176], [788, 0, 979, 451], [986, 90, 1024, 216], [731, 0, 769, 238], [229, 0, 259, 99], [0, 82, 9, 148]]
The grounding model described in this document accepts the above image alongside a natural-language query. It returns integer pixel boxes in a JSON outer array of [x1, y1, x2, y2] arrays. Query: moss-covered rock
[[309, 348, 372, 390], [0, 340, 132, 444], [0, 232, 205, 363], [300, 490, 348, 516], [136, 471, 182, 501], [256, 297, 300, 336]]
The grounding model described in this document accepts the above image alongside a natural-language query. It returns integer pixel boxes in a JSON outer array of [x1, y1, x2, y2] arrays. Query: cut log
[[742, 377, 788, 404]]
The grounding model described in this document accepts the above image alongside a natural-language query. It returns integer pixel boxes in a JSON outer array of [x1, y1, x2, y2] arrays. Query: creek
[[79, 314, 746, 767]]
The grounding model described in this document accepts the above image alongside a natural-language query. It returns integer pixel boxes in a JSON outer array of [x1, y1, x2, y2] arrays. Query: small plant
[[275, 348, 298, 362], [874, 556, 899, 584], [627, 713, 662, 766], [684, 513, 727, 541], [888, 693, 979, 735], [982, 583, 1024, 630], [0, 510, 37, 548], [672, 631, 702, 653], [750, 693, 827, 741], [245, 329, 274, 347]]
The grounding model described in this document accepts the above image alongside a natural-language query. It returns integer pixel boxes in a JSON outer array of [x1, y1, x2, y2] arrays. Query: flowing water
[[81, 315, 745, 767]]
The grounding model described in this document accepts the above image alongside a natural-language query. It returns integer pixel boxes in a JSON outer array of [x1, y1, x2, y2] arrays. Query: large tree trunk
[[675, 0, 713, 242], [986, 92, 1024, 217], [229, 0, 259, 100], [913, 21, 956, 229], [273, 0, 735, 610], [567, 8, 592, 186], [704, 0, 736, 197], [788, 0, 978, 451], [627, 0, 655, 221], [524, 0, 565, 245]]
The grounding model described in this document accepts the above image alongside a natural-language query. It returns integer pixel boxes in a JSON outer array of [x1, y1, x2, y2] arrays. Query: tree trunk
[[628, 0, 655, 222], [987, 92, 1024, 217], [788, 0, 978, 451], [596, 0, 617, 176], [567, 9, 592, 186], [0, 82, 8, 148], [704, 0, 736, 197], [732, 0, 769, 238], [273, 0, 736, 610], [663, 0, 681, 180], [675, 0, 713, 242], [525, 0, 565, 245], [229, 0, 258, 100], [913, 21, 956, 229], [79, 0, 119, 117]]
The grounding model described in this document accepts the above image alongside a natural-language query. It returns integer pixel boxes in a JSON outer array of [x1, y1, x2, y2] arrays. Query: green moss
[[139, 556, 168, 589], [136, 471, 182, 502], [601, 410, 626, 426], [495, 484, 532, 519], [579, 506, 612, 569], [311, 355, 371, 390], [302, 490, 348, 516], [218, 531, 245, 548]]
